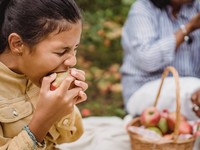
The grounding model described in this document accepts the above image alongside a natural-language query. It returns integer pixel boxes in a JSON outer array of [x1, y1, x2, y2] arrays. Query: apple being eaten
[[50, 72, 68, 90], [140, 107, 161, 127]]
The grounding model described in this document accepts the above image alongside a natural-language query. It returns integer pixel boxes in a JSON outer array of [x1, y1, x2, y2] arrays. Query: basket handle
[[153, 66, 181, 141]]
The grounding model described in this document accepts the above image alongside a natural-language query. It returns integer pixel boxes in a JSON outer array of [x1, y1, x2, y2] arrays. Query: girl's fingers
[[66, 87, 83, 103], [41, 73, 57, 91], [58, 76, 75, 94], [71, 68, 85, 75], [75, 91, 87, 104], [70, 68, 85, 81], [74, 80, 88, 91]]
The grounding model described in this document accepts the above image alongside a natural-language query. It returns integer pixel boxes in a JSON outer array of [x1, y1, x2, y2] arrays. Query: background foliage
[[75, 0, 134, 118]]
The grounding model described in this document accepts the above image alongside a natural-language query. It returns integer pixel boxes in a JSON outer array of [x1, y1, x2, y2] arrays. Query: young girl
[[0, 0, 88, 149]]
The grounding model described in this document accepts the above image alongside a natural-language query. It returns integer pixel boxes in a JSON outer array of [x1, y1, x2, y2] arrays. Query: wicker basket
[[127, 66, 196, 150]]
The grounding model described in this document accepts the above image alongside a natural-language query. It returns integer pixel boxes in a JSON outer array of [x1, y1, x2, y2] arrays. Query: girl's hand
[[70, 68, 88, 104], [29, 73, 84, 142], [191, 89, 200, 118]]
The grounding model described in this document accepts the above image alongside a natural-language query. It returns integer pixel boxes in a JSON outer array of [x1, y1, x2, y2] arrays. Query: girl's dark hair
[[150, 0, 170, 9], [0, 0, 82, 53]]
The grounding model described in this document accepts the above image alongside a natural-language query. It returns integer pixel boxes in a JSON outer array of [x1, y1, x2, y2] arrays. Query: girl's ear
[[8, 33, 24, 55]]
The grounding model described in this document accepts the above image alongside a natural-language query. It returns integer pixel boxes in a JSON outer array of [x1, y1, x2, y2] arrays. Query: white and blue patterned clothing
[[120, 0, 200, 107]]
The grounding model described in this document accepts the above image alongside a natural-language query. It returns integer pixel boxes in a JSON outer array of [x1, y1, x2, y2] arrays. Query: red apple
[[167, 112, 187, 131], [160, 109, 169, 118], [178, 121, 193, 135], [50, 72, 68, 90], [140, 107, 160, 127]]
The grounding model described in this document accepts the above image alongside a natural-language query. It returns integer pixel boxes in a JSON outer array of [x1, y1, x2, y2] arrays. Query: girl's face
[[19, 21, 82, 87]]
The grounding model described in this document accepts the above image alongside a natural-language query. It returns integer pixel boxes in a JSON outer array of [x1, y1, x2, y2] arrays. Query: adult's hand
[[191, 89, 200, 118], [186, 12, 200, 33], [175, 12, 200, 49]]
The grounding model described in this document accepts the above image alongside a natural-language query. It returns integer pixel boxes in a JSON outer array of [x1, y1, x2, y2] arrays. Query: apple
[[160, 109, 169, 118], [140, 107, 160, 127], [158, 109, 169, 134], [158, 117, 168, 134], [178, 121, 193, 135], [147, 126, 162, 136], [167, 112, 192, 134], [167, 112, 187, 131], [50, 72, 68, 90]]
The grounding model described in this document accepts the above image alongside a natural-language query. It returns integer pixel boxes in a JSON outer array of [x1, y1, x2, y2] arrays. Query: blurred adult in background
[[120, 0, 200, 117]]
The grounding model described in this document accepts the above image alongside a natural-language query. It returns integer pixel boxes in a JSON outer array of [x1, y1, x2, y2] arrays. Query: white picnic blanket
[[57, 116, 132, 150], [57, 116, 200, 150]]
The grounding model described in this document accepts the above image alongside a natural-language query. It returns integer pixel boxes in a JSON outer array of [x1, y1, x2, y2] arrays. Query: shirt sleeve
[[46, 105, 84, 144], [0, 125, 46, 150], [122, 3, 176, 72]]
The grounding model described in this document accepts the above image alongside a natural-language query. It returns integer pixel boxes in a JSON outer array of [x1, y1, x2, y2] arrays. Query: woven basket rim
[[127, 117, 195, 145]]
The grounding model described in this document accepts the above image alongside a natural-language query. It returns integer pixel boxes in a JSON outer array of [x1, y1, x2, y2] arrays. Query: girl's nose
[[64, 54, 77, 67]]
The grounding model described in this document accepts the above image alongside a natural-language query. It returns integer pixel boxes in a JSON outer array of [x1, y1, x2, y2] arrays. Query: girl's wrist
[[28, 114, 52, 143], [23, 125, 46, 149]]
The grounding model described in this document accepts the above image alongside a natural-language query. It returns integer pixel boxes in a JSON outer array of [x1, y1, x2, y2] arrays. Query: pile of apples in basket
[[128, 106, 200, 141]]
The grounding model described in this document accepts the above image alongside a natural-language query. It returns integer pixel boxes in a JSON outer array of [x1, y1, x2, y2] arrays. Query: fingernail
[[71, 69, 77, 76], [75, 80, 80, 85], [50, 73, 57, 78], [79, 90, 84, 95]]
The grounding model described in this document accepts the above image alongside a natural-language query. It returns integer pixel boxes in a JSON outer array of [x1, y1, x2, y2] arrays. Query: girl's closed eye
[[55, 48, 70, 56]]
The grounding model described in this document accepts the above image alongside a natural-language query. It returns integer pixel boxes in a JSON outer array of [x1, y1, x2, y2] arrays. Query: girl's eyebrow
[[62, 43, 79, 50]]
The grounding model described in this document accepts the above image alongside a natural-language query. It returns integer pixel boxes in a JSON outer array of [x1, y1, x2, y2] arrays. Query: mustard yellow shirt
[[0, 62, 84, 150]]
